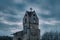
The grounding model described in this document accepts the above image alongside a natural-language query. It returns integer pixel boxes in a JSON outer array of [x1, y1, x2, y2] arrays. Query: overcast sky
[[0, 0, 60, 36]]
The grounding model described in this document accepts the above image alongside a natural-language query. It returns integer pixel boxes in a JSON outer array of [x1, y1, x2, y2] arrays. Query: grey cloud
[[0, 21, 22, 36], [25, 0, 41, 4], [0, 22, 19, 30], [38, 0, 60, 21], [40, 23, 60, 35], [0, 0, 60, 36], [5, 16, 21, 22], [0, 30, 11, 36]]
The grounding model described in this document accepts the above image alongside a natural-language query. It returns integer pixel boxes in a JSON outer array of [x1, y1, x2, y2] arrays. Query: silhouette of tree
[[0, 36, 13, 40], [42, 32, 60, 40]]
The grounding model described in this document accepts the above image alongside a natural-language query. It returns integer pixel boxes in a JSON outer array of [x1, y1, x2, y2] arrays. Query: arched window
[[33, 18, 35, 23], [25, 18, 27, 23], [25, 14, 27, 16], [18, 38, 22, 40], [24, 26, 27, 33], [33, 14, 35, 16]]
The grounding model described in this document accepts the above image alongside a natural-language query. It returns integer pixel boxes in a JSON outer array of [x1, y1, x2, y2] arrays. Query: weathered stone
[[13, 8, 40, 40]]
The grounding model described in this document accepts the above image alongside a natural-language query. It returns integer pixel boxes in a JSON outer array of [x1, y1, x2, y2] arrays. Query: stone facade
[[13, 8, 40, 40]]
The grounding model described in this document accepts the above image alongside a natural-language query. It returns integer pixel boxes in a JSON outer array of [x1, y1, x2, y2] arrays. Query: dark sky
[[0, 0, 60, 36]]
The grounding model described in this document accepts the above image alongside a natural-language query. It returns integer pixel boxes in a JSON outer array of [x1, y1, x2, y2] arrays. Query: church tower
[[23, 8, 40, 40]]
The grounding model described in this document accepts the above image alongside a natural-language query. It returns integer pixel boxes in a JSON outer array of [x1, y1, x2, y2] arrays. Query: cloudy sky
[[0, 0, 60, 36]]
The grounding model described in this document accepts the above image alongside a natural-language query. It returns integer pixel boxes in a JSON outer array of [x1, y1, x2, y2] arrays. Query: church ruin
[[13, 8, 40, 40]]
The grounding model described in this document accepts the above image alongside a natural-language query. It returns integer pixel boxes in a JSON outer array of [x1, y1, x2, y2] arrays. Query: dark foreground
[[0, 32, 60, 40]]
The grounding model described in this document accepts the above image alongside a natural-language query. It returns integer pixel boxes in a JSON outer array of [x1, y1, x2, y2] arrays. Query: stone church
[[13, 8, 40, 40]]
